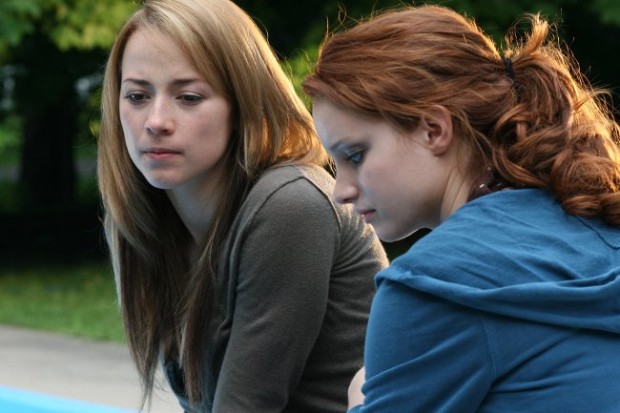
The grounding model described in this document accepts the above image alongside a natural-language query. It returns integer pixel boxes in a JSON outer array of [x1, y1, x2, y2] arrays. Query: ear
[[418, 105, 453, 156]]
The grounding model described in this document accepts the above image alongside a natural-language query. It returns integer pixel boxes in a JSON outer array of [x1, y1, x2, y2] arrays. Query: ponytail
[[492, 15, 620, 225]]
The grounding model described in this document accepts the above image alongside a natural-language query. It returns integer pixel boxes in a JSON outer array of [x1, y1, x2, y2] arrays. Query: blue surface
[[0, 386, 134, 413]]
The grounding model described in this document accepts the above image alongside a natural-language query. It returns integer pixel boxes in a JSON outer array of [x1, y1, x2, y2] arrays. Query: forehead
[[122, 28, 191, 69], [312, 98, 385, 142], [314, 99, 363, 129]]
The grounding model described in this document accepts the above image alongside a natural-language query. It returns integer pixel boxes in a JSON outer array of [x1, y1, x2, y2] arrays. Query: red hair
[[304, 5, 620, 225]]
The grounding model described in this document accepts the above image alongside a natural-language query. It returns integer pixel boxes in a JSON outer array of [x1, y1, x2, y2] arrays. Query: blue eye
[[346, 151, 364, 165]]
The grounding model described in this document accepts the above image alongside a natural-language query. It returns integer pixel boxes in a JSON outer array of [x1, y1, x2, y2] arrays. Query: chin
[[377, 226, 423, 244], [375, 230, 403, 244], [144, 177, 179, 190]]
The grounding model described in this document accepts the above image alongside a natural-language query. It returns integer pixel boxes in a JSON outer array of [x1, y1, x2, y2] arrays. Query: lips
[[356, 209, 376, 223], [143, 146, 181, 154], [142, 147, 181, 161]]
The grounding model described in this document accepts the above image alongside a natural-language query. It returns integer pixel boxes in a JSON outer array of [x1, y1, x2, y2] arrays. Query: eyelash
[[178, 94, 203, 104], [345, 150, 364, 165], [125, 92, 146, 103], [123, 93, 203, 105]]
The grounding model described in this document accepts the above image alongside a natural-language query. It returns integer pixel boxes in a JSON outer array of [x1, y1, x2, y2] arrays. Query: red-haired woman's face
[[313, 98, 458, 241]]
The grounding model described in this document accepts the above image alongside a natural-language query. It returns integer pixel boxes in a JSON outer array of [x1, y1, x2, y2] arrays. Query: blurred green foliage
[[0, 0, 137, 56], [591, 0, 620, 25], [0, 0, 138, 209], [0, 115, 20, 161]]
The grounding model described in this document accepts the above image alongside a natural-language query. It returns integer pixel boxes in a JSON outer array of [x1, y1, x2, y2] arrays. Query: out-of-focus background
[[0, 0, 618, 410]]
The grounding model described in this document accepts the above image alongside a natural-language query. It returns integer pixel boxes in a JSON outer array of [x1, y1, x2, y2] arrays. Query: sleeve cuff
[[348, 404, 363, 413]]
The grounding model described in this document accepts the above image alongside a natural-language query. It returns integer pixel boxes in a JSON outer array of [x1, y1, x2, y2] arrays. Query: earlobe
[[420, 106, 453, 156]]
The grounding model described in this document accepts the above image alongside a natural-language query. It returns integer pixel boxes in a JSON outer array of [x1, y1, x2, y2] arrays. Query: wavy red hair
[[304, 5, 620, 225]]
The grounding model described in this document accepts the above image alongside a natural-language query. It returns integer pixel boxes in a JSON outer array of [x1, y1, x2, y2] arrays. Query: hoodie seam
[[476, 311, 498, 381]]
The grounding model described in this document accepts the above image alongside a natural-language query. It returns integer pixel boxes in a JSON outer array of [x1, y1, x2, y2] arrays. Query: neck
[[167, 182, 219, 244], [439, 165, 474, 224]]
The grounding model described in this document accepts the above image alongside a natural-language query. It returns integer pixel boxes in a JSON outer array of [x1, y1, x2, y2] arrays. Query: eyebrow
[[121, 78, 204, 87], [329, 141, 347, 153]]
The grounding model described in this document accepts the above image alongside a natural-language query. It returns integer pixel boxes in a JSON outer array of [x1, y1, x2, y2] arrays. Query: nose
[[332, 172, 358, 205], [145, 98, 174, 136]]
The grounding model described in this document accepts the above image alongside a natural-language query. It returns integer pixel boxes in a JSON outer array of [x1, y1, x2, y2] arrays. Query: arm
[[348, 367, 366, 410], [212, 179, 339, 412], [350, 278, 495, 413]]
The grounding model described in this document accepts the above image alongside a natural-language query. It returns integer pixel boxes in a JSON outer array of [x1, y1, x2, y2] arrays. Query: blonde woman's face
[[119, 28, 232, 198]]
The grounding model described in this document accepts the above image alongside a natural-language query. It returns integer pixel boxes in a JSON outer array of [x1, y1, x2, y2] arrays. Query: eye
[[125, 92, 148, 104], [346, 150, 364, 165], [178, 94, 203, 105]]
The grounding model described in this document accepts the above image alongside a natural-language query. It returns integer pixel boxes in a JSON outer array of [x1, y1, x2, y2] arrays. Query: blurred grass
[[0, 260, 125, 343]]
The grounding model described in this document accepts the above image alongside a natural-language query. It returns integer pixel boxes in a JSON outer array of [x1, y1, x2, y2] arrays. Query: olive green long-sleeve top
[[165, 164, 388, 413]]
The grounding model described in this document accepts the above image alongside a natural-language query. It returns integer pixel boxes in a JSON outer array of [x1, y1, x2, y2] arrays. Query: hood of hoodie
[[378, 188, 620, 335]]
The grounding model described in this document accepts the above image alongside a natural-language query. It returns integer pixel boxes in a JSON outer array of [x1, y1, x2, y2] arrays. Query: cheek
[[118, 121, 139, 167], [119, 120, 129, 141], [359, 160, 387, 189], [120, 122, 135, 153], [122, 136, 139, 170], [119, 101, 144, 131], [119, 113, 133, 142], [362, 165, 405, 208]]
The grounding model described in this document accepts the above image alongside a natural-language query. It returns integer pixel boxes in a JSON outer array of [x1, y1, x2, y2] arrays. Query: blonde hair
[[304, 5, 620, 224], [98, 0, 327, 407]]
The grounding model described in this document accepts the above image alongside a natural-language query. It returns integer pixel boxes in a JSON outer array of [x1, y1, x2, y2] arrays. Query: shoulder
[[252, 164, 334, 202], [431, 188, 565, 243], [383, 189, 569, 287], [230, 164, 380, 252], [246, 164, 336, 215], [232, 165, 342, 233]]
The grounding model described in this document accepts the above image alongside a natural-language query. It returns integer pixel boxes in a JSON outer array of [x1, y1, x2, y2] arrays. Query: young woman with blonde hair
[[304, 5, 620, 412], [98, 0, 387, 412]]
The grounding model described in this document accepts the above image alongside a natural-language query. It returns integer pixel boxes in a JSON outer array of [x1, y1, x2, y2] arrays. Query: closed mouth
[[357, 209, 376, 222], [143, 147, 181, 154]]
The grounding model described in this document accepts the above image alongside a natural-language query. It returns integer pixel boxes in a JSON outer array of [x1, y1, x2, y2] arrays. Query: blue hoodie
[[351, 189, 620, 413]]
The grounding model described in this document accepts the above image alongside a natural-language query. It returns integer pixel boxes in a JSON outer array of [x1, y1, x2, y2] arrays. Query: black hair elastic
[[503, 57, 515, 81]]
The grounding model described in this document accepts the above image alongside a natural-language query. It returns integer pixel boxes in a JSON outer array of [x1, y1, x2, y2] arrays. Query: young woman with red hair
[[305, 5, 620, 412]]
